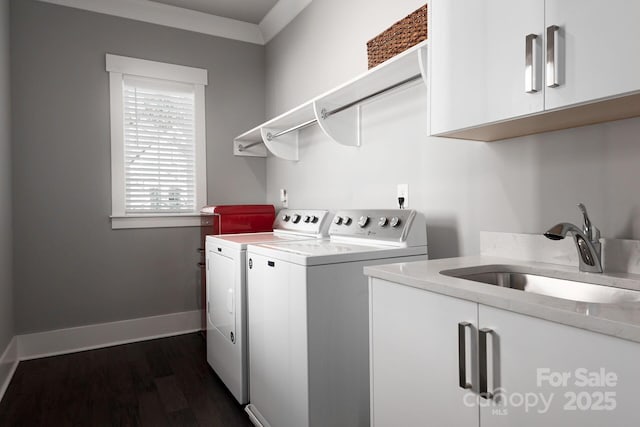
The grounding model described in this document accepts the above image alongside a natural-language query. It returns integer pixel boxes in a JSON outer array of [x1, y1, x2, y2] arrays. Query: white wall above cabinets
[[234, 40, 428, 161], [430, 0, 640, 141]]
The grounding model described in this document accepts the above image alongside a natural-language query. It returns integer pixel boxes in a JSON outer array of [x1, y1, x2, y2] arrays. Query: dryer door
[[207, 247, 238, 343]]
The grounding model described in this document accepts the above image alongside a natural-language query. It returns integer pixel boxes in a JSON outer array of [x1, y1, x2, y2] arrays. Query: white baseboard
[[18, 310, 203, 360], [0, 336, 19, 402]]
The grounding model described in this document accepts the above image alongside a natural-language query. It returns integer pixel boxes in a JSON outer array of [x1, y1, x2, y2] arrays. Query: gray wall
[[264, 0, 640, 259], [0, 0, 14, 350], [11, 0, 266, 334]]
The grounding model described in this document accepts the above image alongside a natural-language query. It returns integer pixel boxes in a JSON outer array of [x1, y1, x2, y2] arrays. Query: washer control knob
[[291, 214, 301, 224], [390, 217, 401, 228], [311, 216, 319, 223], [282, 214, 290, 222], [333, 216, 343, 225], [343, 216, 352, 226], [358, 216, 369, 228], [378, 217, 388, 227], [303, 215, 312, 223]]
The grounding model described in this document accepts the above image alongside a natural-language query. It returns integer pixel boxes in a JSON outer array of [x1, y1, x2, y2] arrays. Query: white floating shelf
[[233, 102, 314, 160], [234, 40, 428, 161]]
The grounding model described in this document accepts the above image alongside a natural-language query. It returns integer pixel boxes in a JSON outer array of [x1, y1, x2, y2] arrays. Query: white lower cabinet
[[479, 305, 640, 427], [369, 278, 478, 426], [369, 278, 640, 426]]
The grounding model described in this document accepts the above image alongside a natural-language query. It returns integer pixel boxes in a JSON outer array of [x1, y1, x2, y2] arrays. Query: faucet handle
[[577, 203, 598, 241]]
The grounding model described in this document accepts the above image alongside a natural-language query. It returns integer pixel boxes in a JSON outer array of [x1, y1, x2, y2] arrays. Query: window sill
[[111, 214, 202, 230]]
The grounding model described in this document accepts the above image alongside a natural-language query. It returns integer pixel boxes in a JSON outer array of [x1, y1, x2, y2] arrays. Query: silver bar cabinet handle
[[546, 25, 560, 88], [479, 328, 493, 399], [525, 34, 538, 93], [458, 322, 472, 390]]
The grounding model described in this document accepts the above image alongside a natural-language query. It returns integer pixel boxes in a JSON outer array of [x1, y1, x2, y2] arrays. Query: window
[[106, 54, 207, 229]]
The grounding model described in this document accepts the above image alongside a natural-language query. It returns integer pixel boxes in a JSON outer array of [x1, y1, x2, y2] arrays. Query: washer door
[[208, 249, 237, 343]]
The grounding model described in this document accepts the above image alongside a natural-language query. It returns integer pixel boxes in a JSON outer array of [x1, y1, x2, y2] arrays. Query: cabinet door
[[430, 0, 544, 135], [479, 305, 640, 426], [369, 279, 478, 426], [545, 0, 640, 110]]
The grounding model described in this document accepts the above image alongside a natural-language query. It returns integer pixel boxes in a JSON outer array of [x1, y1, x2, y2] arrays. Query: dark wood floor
[[0, 333, 253, 426]]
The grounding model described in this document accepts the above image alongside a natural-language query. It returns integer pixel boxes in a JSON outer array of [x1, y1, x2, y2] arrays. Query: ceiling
[[149, 0, 280, 24]]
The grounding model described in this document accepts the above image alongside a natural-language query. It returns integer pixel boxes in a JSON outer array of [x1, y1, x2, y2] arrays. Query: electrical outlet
[[397, 184, 409, 209], [280, 188, 288, 208]]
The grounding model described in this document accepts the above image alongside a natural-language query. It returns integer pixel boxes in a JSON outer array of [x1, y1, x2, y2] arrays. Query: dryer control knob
[[333, 216, 343, 225], [292, 214, 301, 223], [390, 217, 401, 228], [303, 215, 312, 223], [358, 216, 369, 228], [378, 217, 388, 227], [311, 216, 319, 223], [343, 216, 352, 226], [282, 214, 290, 222]]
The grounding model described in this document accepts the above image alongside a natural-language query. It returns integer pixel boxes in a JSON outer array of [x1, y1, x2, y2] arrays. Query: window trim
[[107, 54, 208, 229]]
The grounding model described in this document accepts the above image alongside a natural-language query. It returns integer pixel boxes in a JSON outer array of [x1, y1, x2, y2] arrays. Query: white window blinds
[[107, 54, 207, 228], [123, 76, 196, 214]]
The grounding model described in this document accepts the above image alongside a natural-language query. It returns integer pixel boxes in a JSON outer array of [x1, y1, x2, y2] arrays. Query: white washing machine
[[205, 209, 331, 404], [245, 209, 428, 427]]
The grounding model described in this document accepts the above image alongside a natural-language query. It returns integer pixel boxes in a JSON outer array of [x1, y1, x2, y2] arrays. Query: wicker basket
[[366, 4, 428, 69]]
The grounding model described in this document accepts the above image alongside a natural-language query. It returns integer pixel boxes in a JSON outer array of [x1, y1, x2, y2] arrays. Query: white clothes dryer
[[205, 209, 331, 404]]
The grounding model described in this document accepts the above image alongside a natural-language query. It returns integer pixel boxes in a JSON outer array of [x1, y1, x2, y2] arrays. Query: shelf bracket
[[418, 47, 428, 87], [261, 127, 299, 161], [313, 100, 361, 147]]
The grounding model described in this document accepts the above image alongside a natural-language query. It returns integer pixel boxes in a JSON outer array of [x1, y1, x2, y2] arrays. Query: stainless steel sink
[[441, 269, 640, 304]]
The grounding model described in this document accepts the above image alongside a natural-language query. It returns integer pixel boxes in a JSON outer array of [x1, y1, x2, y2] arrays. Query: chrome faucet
[[544, 203, 603, 273]]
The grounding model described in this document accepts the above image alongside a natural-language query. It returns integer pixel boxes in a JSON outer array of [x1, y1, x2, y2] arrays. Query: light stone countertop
[[364, 255, 640, 344]]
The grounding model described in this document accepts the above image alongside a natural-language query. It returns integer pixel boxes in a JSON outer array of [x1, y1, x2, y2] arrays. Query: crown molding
[[38, 0, 265, 44], [259, 0, 312, 43], [38, 0, 312, 45]]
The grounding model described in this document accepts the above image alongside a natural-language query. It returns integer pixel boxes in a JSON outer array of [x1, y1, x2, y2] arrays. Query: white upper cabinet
[[544, 0, 640, 110], [430, 0, 544, 135], [431, 0, 640, 141]]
